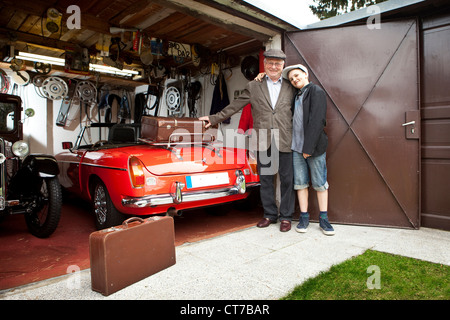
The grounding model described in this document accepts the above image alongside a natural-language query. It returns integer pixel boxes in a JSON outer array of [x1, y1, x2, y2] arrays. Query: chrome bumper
[[122, 181, 260, 209]]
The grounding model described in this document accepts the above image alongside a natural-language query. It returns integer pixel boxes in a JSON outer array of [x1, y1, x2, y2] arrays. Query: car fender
[[22, 154, 60, 177]]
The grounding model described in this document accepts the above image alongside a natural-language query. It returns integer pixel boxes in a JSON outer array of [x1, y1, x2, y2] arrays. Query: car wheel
[[92, 180, 124, 229], [24, 177, 62, 238]]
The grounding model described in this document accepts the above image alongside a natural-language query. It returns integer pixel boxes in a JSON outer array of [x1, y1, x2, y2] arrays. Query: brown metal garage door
[[285, 19, 420, 228], [421, 13, 450, 230]]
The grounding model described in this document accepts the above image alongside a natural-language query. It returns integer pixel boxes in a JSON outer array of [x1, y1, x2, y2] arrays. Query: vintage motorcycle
[[0, 93, 62, 238]]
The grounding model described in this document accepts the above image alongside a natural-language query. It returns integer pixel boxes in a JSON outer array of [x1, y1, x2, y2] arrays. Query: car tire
[[24, 177, 62, 238], [92, 180, 124, 229]]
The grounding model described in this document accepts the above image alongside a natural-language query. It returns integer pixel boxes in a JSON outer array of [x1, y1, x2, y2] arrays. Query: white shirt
[[266, 75, 282, 109]]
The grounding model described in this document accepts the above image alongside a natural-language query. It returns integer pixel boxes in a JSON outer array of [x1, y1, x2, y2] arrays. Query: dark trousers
[[257, 146, 295, 222]]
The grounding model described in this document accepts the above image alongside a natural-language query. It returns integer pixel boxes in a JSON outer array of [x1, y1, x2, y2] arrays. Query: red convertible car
[[56, 121, 259, 229]]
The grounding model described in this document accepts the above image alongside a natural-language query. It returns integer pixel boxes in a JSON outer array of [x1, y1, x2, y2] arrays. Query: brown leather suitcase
[[89, 216, 176, 296], [140, 116, 213, 144]]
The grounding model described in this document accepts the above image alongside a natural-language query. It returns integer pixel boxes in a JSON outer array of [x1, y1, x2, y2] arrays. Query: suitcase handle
[[122, 217, 145, 227]]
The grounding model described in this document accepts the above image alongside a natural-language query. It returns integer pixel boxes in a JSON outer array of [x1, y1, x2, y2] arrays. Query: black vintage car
[[0, 93, 62, 238]]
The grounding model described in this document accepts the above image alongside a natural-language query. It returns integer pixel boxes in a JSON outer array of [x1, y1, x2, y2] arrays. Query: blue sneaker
[[319, 217, 335, 236], [296, 213, 309, 233]]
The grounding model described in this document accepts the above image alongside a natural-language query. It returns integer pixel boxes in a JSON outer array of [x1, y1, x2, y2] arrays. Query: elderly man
[[200, 49, 296, 232]]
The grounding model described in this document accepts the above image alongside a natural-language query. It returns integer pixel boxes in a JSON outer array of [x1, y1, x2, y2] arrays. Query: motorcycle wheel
[[24, 177, 62, 238]]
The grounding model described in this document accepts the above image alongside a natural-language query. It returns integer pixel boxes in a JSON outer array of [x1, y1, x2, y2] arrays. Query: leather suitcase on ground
[[141, 116, 213, 144], [89, 216, 176, 296]]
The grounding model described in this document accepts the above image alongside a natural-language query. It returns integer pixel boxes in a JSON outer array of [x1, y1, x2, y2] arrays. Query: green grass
[[281, 250, 450, 300]]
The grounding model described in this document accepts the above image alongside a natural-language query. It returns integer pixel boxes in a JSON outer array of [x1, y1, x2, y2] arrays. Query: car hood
[[126, 144, 247, 176]]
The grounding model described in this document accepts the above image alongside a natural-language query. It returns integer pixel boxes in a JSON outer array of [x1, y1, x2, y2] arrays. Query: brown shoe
[[257, 218, 276, 228], [280, 220, 291, 232]]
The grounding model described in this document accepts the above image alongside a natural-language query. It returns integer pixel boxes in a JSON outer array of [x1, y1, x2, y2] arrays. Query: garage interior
[[0, 0, 299, 290]]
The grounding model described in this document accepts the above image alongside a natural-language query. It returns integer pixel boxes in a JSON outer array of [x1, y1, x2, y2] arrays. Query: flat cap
[[263, 48, 286, 60], [282, 64, 309, 79]]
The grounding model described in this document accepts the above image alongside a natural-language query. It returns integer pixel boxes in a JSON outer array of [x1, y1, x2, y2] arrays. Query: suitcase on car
[[140, 116, 213, 144], [89, 216, 176, 296]]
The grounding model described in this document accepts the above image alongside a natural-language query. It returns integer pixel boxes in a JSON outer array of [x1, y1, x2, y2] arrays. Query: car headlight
[[12, 140, 30, 158]]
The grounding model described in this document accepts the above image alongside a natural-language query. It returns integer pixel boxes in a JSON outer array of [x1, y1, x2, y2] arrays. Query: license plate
[[185, 172, 229, 189]]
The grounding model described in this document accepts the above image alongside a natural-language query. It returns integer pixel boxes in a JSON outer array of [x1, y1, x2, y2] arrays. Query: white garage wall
[[12, 84, 49, 154]]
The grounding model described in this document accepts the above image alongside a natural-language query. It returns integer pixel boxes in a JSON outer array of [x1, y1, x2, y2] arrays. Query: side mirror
[[62, 142, 73, 149]]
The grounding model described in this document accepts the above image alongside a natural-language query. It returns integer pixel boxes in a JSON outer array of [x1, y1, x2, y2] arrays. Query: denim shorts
[[293, 151, 329, 191]]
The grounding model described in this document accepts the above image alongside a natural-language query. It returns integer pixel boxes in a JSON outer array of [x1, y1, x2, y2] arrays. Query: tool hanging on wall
[[9, 59, 30, 86], [118, 94, 131, 123], [99, 93, 121, 123], [56, 79, 78, 127], [134, 84, 161, 123], [187, 81, 201, 118]]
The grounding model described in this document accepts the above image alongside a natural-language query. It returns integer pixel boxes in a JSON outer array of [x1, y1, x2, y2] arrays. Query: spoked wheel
[[92, 180, 124, 229], [24, 177, 62, 238]]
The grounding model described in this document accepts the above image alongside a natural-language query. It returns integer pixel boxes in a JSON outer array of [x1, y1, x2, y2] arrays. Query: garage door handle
[[402, 121, 415, 126]]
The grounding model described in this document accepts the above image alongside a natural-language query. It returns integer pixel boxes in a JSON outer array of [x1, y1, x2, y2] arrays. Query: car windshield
[[75, 123, 141, 149], [0, 102, 16, 133]]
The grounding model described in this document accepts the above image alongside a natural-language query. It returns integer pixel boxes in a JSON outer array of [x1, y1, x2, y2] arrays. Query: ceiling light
[[90, 64, 139, 76], [16, 52, 139, 77], [17, 52, 65, 66]]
